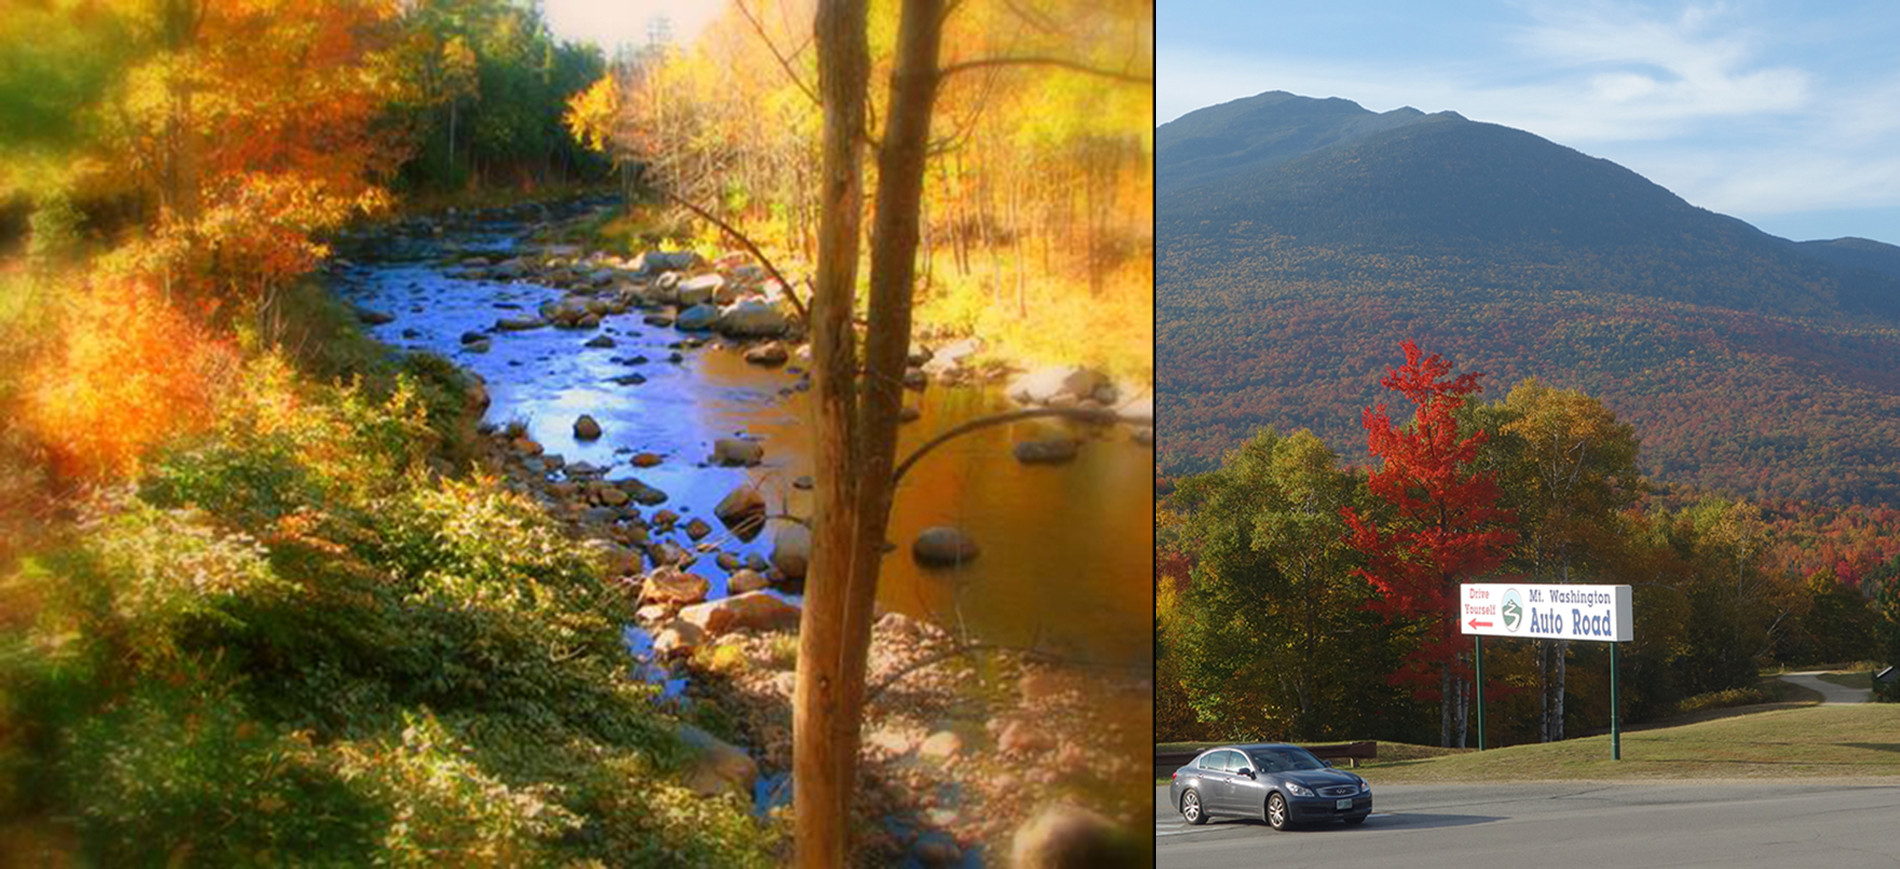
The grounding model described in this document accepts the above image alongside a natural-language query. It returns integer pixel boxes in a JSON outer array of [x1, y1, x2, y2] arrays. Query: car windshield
[[1247, 748, 1325, 773]]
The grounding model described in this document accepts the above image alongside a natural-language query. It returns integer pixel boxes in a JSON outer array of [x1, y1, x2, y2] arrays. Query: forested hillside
[[1157, 92, 1900, 506], [1157, 343, 1900, 747]]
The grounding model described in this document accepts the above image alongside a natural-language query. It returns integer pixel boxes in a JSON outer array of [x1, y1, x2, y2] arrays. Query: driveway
[[1778, 670, 1871, 704]]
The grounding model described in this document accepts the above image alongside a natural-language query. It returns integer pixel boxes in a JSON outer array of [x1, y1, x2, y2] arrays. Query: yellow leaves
[[563, 75, 620, 154]]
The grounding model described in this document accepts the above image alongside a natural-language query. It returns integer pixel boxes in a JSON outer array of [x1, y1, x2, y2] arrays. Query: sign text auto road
[[1459, 583, 1632, 642]]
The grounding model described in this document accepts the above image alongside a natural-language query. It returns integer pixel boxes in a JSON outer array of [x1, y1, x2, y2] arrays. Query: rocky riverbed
[[329, 195, 1153, 865]]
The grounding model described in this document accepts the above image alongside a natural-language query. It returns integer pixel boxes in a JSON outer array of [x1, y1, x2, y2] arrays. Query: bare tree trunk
[[793, 0, 868, 864], [795, 1, 946, 863], [1440, 663, 1452, 747]]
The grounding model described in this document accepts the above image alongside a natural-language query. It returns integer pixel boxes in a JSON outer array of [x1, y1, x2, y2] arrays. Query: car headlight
[[1283, 782, 1313, 797], [1360, 780, 1372, 794]]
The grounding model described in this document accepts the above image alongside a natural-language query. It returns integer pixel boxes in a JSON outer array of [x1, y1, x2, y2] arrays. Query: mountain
[[1156, 90, 1455, 195], [1790, 236, 1900, 282], [1158, 92, 1900, 506]]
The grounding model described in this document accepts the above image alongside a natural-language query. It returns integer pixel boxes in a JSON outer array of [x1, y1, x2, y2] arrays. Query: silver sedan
[[1167, 743, 1372, 830]]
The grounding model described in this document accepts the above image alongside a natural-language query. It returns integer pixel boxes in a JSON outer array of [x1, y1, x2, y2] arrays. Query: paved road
[[1780, 670, 1872, 704], [1155, 781, 1900, 868]]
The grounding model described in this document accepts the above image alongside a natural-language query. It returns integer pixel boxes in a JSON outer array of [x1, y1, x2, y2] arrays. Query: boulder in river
[[355, 307, 395, 325], [1008, 803, 1131, 869], [652, 618, 705, 657], [713, 485, 765, 527], [676, 273, 725, 307], [495, 316, 547, 331], [676, 303, 719, 331], [921, 336, 984, 377], [716, 300, 789, 338], [771, 523, 811, 580], [637, 250, 703, 275], [679, 590, 801, 636], [713, 437, 764, 467], [1013, 437, 1079, 465], [678, 724, 757, 799], [743, 341, 789, 366], [726, 568, 769, 594], [641, 566, 710, 605], [584, 334, 616, 348], [1115, 395, 1153, 425], [621, 478, 670, 506], [1007, 365, 1108, 406], [912, 526, 980, 568], [573, 414, 603, 440]]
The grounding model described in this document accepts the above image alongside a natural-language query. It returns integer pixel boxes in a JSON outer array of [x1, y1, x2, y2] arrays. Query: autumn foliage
[[1343, 341, 1516, 743], [24, 278, 234, 480]]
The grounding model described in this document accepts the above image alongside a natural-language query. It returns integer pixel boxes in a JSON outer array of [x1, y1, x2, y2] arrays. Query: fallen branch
[[891, 406, 1129, 485]]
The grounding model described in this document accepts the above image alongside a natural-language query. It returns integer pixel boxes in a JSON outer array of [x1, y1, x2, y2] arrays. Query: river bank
[[327, 194, 1155, 864]]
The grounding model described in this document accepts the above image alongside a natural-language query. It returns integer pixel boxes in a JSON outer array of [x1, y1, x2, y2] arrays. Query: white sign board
[[1459, 583, 1632, 642]]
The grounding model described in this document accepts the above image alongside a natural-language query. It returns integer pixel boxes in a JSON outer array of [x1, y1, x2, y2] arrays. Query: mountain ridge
[[1157, 91, 1900, 506]]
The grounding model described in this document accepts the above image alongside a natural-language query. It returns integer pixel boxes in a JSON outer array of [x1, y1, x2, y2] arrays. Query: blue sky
[[1160, 1, 1900, 244]]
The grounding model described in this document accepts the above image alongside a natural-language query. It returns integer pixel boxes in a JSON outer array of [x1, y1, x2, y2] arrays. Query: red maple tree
[[1342, 340, 1517, 747]]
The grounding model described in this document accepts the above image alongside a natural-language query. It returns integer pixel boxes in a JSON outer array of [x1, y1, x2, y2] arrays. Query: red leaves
[[1343, 341, 1517, 691]]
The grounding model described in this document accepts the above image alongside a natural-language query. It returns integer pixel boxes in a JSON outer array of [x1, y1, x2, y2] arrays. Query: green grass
[[1817, 671, 1874, 691], [1354, 704, 1900, 784]]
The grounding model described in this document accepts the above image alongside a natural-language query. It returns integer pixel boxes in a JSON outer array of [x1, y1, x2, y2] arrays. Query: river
[[329, 197, 1154, 855]]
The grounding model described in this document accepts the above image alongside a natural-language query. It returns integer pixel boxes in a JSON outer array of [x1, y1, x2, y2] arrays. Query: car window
[[1247, 747, 1324, 772], [1196, 752, 1220, 771], [1222, 750, 1249, 772]]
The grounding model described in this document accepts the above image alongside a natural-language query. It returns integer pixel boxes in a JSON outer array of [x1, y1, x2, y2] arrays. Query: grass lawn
[[1353, 704, 1900, 784], [1818, 670, 1875, 691]]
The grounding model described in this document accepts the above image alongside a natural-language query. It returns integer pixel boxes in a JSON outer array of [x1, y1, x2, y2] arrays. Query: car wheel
[[1180, 788, 1207, 826], [1344, 815, 1367, 826], [1267, 792, 1291, 830]]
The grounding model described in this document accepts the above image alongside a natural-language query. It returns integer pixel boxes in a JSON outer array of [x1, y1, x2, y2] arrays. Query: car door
[[1188, 751, 1227, 813], [1228, 752, 1270, 817], [1208, 750, 1244, 812]]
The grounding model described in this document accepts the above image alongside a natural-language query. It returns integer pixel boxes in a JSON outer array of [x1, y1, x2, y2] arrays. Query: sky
[[1160, 1, 1900, 245], [542, 0, 724, 57]]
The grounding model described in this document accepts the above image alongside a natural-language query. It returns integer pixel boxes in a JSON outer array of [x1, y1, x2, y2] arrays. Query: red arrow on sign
[[1468, 619, 1493, 629]]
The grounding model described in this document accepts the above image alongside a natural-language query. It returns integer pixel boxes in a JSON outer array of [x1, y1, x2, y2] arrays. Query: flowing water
[[330, 201, 1153, 844]]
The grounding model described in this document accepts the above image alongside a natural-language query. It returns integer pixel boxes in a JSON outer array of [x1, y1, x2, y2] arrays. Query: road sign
[[1459, 583, 1632, 642]]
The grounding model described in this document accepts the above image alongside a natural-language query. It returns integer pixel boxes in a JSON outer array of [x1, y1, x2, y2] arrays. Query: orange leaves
[[87, 0, 404, 301], [24, 278, 235, 480]]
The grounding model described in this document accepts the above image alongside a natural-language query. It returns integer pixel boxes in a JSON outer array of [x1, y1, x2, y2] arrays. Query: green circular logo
[[1501, 588, 1524, 633]]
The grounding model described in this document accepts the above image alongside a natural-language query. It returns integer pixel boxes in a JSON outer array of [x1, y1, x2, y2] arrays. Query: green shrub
[[331, 711, 581, 867], [61, 678, 381, 867]]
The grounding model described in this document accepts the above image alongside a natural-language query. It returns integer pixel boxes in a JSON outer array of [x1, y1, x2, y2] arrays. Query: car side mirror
[[1320, 760, 1333, 768], [1238, 768, 1255, 778]]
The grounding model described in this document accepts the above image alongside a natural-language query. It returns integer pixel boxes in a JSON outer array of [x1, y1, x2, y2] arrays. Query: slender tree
[[1479, 378, 1641, 741], [1342, 341, 1516, 748]]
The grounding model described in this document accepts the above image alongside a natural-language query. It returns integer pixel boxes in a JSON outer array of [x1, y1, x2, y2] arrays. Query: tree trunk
[[1440, 662, 1452, 747], [447, 101, 458, 180], [794, 1, 946, 863], [793, 0, 868, 864]]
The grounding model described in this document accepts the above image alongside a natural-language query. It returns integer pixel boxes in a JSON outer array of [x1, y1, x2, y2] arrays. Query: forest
[[1157, 341, 1900, 749], [1, 1, 1152, 866]]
